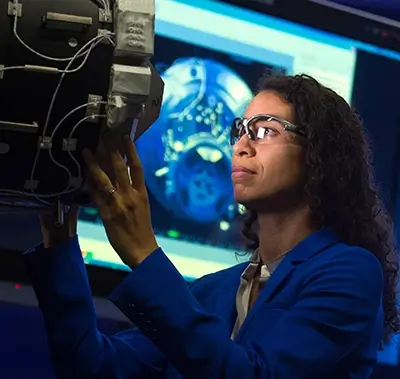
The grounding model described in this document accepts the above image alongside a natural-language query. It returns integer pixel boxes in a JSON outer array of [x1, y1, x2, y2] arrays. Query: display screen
[[78, 0, 400, 280], [75, 0, 400, 365]]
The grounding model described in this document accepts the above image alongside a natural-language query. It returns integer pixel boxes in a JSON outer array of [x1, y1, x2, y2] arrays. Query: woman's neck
[[257, 204, 317, 263]]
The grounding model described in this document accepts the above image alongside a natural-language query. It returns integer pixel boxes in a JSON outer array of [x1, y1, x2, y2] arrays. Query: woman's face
[[231, 91, 306, 211]]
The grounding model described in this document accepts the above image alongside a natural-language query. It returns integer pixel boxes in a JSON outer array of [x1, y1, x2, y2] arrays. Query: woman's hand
[[82, 135, 158, 268]]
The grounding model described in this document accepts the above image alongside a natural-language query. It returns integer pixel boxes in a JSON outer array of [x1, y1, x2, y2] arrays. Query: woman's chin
[[234, 191, 256, 208]]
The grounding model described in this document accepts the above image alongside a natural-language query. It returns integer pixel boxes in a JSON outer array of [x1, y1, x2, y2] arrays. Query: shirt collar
[[241, 248, 284, 284]]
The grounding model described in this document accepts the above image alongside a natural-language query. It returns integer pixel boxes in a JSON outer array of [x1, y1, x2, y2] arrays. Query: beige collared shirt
[[231, 249, 283, 340]]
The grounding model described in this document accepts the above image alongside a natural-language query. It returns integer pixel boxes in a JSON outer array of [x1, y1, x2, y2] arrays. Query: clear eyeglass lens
[[231, 115, 287, 145]]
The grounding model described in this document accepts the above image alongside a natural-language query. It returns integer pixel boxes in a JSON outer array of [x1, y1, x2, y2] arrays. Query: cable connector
[[39, 136, 52, 150]]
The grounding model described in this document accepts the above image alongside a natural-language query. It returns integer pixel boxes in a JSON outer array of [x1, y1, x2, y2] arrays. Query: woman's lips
[[232, 166, 256, 179]]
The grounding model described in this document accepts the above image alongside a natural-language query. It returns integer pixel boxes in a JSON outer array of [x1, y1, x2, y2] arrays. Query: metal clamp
[[24, 179, 38, 191], [7, 1, 22, 17], [39, 136, 52, 150], [99, 8, 112, 24], [97, 29, 113, 44], [86, 94, 103, 122], [62, 138, 77, 152]]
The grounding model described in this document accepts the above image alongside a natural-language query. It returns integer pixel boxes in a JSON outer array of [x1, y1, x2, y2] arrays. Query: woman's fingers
[[106, 137, 132, 193], [83, 149, 114, 195]]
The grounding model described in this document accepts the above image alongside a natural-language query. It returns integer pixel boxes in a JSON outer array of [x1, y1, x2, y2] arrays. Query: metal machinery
[[0, 0, 164, 223]]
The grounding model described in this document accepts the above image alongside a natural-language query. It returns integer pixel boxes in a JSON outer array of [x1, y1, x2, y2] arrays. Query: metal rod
[[55, 199, 65, 227]]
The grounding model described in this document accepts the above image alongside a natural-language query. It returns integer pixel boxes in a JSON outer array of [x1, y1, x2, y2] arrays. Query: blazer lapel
[[235, 227, 341, 341], [216, 263, 247, 335], [235, 257, 295, 340]]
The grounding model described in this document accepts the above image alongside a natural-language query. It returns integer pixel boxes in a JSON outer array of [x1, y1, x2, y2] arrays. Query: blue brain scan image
[[79, 35, 286, 250], [136, 57, 253, 224]]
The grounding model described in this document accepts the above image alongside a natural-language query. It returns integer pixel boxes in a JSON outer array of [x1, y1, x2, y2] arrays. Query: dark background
[[327, 0, 400, 21]]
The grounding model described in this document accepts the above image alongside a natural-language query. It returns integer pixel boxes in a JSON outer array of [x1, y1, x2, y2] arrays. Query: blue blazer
[[24, 228, 384, 379]]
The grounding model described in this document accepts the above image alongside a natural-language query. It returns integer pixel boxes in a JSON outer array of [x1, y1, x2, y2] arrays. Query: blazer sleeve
[[24, 237, 167, 379], [109, 247, 384, 379]]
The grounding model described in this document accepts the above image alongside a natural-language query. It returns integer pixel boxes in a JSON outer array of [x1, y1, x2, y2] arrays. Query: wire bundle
[[0, 0, 115, 204]]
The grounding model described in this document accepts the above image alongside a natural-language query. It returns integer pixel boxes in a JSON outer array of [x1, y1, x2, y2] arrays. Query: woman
[[26, 74, 399, 379]]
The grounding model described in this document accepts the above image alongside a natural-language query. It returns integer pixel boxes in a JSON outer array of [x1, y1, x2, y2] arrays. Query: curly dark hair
[[241, 74, 399, 341]]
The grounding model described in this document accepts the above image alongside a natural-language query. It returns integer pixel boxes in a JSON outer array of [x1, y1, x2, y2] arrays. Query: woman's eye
[[256, 127, 278, 139]]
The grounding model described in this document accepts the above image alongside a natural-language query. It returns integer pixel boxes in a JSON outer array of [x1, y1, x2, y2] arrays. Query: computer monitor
[[77, 0, 400, 286]]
